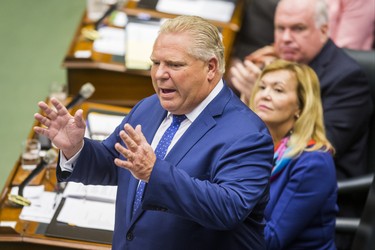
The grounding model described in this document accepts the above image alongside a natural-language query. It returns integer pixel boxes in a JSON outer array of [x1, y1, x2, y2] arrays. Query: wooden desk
[[0, 101, 131, 250], [64, 0, 244, 107]]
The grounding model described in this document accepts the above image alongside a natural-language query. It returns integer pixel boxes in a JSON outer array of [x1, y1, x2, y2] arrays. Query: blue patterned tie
[[132, 115, 186, 216]]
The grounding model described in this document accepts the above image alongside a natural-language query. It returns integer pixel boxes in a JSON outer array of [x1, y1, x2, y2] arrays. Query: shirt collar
[[167, 79, 224, 122]]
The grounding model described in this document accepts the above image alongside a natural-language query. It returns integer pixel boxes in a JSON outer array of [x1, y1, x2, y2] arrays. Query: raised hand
[[33, 97, 86, 159], [245, 45, 278, 68], [114, 124, 156, 182], [229, 46, 278, 105], [229, 59, 262, 105]]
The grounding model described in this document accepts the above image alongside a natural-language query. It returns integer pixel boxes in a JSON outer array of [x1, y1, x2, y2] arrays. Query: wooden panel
[[67, 68, 155, 107]]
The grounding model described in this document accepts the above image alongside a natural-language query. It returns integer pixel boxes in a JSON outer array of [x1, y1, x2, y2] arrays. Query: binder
[[45, 198, 113, 245]]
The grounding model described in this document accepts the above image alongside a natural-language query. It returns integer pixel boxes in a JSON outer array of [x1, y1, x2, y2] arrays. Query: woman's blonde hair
[[159, 15, 225, 74], [249, 59, 334, 157]]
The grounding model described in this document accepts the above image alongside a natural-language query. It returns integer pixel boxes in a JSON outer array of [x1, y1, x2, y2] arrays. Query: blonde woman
[[250, 59, 338, 249]]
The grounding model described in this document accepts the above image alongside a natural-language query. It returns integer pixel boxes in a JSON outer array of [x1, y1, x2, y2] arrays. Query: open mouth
[[161, 88, 176, 94]]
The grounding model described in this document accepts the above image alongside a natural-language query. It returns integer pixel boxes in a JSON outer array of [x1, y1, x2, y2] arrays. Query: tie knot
[[172, 114, 186, 125]]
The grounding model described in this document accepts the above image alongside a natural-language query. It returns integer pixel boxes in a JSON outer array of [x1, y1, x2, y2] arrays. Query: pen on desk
[[53, 193, 61, 209]]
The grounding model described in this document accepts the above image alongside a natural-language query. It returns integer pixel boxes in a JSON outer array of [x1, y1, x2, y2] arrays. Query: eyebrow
[[260, 79, 286, 86], [150, 57, 185, 64], [276, 23, 307, 28]]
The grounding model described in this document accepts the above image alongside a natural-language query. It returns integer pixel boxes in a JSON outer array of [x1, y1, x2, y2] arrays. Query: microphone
[[38, 83, 95, 151], [8, 149, 58, 207], [65, 82, 95, 110], [94, 3, 118, 30]]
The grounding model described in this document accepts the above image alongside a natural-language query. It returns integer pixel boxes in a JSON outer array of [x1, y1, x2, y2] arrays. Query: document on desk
[[156, 0, 236, 23], [19, 191, 60, 224], [56, 197, 115, 231], [62, 182, 118, 203], [125, 20, 160, 70], [56, 182, 117, 231], [93, 27, 126, 56], [86, 111, 125, 141], [11, 186, 61, 224]]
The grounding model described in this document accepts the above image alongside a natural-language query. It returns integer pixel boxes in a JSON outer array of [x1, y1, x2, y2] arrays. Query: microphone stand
[[8, 149, 58, 207]]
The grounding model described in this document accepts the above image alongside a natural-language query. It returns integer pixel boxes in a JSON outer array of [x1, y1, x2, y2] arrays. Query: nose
[[260, 88, 272, 99], [153, 63, 169, 79], [280, 29, 293, 41]]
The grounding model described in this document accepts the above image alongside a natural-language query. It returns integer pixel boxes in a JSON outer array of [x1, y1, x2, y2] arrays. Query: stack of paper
[[93, 27, 126, 56], [156, 0, 236, 23], [55, 182, 117, 231], [86, 111, 125, 141], [56, 198, 115, 231], [62, 182, 117, 203], [125, 20, 161, 70], [11, 186, 61, 224]]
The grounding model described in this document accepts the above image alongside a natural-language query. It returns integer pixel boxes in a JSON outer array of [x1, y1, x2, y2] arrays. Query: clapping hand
[[229, 45, 278, 104]]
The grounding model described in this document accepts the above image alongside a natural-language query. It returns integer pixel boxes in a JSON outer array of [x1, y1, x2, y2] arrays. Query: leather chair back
[[343, 48, 375, 173], [343, 49, 375, 250]]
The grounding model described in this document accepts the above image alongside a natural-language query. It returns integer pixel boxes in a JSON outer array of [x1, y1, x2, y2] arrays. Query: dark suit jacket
[[309, 39, 373, 180], [58, 84, 274, 250], [265, 151, 338, 249], [232, 0, 280, 59]]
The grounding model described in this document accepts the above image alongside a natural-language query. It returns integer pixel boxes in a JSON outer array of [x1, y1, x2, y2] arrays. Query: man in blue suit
[[34, 15, 274, 250]]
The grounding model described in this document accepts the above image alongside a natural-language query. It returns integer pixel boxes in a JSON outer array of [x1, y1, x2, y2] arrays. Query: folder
[[45, 198, 113, 244], [124, 17, 161, 70]]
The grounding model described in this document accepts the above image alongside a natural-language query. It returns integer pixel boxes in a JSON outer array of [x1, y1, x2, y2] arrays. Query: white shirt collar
[[167, 79, 224, 122]]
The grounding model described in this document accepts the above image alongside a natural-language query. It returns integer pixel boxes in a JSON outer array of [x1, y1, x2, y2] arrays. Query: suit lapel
[[309, 39, 335, 89], [165, 113, 216, 164], [166, 84, 232, 165], [125, 177, 139, 222], [141, 106, 168, 145]]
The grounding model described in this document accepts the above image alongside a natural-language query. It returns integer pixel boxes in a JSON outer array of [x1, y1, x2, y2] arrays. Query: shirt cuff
[[59, 142, 84, 172]]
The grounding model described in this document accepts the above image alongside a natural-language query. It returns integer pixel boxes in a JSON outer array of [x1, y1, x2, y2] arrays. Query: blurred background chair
[[336, 48, 375, 250], [350, 175, 375, 250]]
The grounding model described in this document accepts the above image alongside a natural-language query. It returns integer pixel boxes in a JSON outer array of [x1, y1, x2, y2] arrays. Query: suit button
[[126, 232, 134, 241]]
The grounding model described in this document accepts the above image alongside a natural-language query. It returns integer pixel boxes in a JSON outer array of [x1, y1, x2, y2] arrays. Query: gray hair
[[314, 0, 329, 28], [278, 0, 329, 28], [159, 15, 225, 74]]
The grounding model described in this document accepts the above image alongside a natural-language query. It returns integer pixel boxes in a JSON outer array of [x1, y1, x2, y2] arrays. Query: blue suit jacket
[[264, 151, 338, 250], [59, 84, 274, 250], [309, 39, 373, 180]]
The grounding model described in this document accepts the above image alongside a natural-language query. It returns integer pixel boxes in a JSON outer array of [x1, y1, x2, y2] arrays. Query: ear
[[320, 23, 329, 37], [207, 57, 218, 81], [295, 106, 301, 119]]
